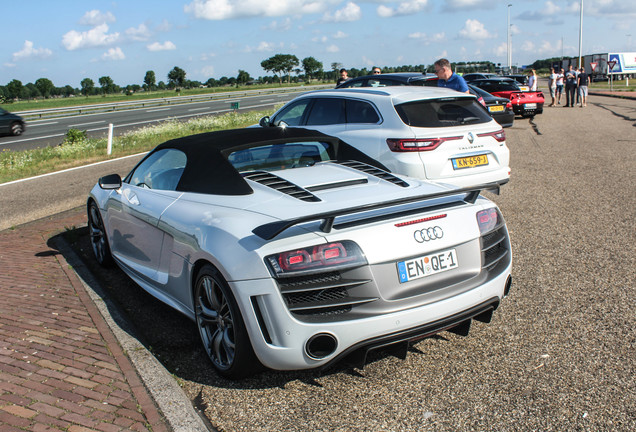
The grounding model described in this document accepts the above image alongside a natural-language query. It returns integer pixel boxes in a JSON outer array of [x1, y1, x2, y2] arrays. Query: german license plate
[[452, 154, 489, 169], [397, 249, 458, 283], [488, 105, 505, 112], [524, 103, 537, 109]]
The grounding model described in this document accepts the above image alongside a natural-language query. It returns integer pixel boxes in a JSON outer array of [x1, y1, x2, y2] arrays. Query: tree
[[98, 76, 114, 95], [167, 66, 186, 89], [302, 57, 323, 81], [80, 78, 94, 96], [35, 78, 55, 99], [144, 70, 156, 91], [261, 54, 299, 84], [236, 70, 251, 86], [6, 79, 23, 100]]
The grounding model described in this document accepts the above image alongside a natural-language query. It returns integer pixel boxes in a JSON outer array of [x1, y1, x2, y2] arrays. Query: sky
[[3, 0, 635, 88]]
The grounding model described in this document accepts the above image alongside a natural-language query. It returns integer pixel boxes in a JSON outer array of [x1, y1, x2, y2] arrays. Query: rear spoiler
[[252, 182, 502, 240]]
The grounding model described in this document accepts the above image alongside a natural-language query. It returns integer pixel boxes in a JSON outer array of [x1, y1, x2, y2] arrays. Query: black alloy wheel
[[10, 122, 23, 136], [194, 264, 260, 379], [87, 201, 113, 267]]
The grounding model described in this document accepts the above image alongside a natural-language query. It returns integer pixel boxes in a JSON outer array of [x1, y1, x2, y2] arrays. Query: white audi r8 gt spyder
[[258, 87, 510, 189], [87, 127, 512, 379]]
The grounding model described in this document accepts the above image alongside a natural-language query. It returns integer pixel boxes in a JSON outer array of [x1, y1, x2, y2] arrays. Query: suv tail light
[[266, 241, 367, 277], [387, 136, 462, 152], [477, 129, 506, 143]]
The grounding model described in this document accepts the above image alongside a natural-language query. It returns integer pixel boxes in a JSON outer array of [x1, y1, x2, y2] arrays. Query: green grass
[[1, 82, 323, 112], [0, 108, 275, 184], [589, 78, 635, 92]]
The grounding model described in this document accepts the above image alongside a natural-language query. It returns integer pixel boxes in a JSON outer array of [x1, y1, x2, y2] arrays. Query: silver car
[[259, 87, 510, 189], [88, 127, 512, 378]]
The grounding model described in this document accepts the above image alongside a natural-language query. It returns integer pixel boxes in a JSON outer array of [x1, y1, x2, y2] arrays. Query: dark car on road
[[335, 72, 438, 89], [469, 85, 514, 128], [0, 108, 25, 136], [462, 73, 498, 82]]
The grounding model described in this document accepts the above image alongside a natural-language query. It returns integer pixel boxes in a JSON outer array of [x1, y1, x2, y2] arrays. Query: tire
[[194, 264, 261, 379], [10, 122, 24, 136], [87, 201, 114, 267]]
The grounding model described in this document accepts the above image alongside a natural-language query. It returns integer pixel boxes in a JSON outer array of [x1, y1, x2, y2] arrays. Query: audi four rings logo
[[413, 226, 444, 242]]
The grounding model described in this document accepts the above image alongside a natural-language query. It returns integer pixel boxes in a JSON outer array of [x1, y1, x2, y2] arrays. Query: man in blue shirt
[[434, 58, 469, 93]]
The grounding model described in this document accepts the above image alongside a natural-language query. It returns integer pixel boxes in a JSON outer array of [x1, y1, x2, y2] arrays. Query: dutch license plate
[[452, 154, 489, 170], [524, 103, 537, 109], [488, 105, 505, 112], [397, 249, 458, 283]]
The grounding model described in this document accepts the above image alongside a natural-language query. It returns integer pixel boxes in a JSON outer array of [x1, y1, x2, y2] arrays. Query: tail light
[[387, 136, 462, 152], [477, 96, 486, 107], [506, 101, 512, 109], [476, 207, 503, 234], [477, 129, 506, 143], [266, 240, 367, 277]]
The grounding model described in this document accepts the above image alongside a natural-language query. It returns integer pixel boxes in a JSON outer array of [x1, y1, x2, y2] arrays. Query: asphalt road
[[3, 94, 636, 431], [0, 88, 312, 152]]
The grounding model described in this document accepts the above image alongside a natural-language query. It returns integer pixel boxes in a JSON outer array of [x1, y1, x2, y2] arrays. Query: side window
[[271, 99, 311, 126], [341, 80, 364, 88], [305, 98, 345, 125], [128, 149, 186, 191], [346, 100, 380, 124]]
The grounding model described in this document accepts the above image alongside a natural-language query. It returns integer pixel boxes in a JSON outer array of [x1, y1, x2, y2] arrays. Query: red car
[[470, 79, 544, 117]]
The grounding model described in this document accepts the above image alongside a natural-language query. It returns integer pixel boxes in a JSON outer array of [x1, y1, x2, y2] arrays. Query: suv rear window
[[394, 97, 492, 127]]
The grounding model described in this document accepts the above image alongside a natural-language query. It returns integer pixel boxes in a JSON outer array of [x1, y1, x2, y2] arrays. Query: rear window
[[227, 142, 332, 172], [394, 97, 492, 127]]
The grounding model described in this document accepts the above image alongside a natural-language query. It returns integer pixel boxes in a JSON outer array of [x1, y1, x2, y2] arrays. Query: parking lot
[[69, 95, 635, 431]]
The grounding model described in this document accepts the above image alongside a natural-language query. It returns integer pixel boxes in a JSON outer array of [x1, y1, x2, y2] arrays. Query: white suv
[[259, 87, 510, 189]]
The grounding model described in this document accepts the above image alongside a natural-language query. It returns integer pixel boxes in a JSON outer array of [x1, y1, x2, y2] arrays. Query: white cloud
[[126, 23, 152, 41], [199, 66, 216, 79], [326, 44, 340, 53], [79, 10, 116, 26], [334, 30, 348, 39], [12, 40, 52, 61], [62, 23, 120, 50], [408, 31, 445, 44], [101, 47, 125, 61], [147, 41, 177, 51], [184, 0, 334, 20], [377, 0, 428, 18], [263, 18, 292, 31], [323, 2, 361, 22], [443, 0, 495, 11], [494, 42, 508, 57], [458, 19, 493, 40]]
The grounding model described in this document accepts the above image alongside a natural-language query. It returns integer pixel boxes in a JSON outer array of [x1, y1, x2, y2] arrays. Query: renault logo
[[413, 226, 444, 243], [467, 132, 475, 144]]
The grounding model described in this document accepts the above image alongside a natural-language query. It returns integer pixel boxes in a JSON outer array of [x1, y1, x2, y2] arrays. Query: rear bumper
[[232, 261, 512, 371]]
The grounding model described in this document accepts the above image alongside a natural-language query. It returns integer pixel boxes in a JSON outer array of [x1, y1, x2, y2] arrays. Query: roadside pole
[[107, 123, 113, 155]]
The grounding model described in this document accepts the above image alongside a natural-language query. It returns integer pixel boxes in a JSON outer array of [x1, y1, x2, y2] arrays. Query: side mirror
[[259, 116, 271, 127], [98, 174, 122, 190]]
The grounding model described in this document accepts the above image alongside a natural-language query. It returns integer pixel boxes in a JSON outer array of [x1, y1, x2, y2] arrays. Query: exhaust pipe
[[305, 333, 338, 360]]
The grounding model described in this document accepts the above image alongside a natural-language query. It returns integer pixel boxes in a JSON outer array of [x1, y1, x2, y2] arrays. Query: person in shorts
[[577, 67, 590, 107], [555, 68, 564, 105]]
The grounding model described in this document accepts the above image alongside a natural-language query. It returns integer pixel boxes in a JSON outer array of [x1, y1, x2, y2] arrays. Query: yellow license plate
[[488, 105, 505, 112], [452, 155, 489, 170]]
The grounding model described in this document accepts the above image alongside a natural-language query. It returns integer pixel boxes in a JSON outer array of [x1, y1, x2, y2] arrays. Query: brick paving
[[0, 208, 169, 432]]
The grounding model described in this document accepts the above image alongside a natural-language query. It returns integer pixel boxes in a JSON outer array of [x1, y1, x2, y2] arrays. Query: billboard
[[608, 52, 636, 73]]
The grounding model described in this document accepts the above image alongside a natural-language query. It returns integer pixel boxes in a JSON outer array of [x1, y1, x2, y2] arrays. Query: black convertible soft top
[[142, 127, 389, 196]]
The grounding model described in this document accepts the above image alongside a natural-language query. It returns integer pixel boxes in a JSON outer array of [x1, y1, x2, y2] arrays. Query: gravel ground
[[70, 95, 635, 431]]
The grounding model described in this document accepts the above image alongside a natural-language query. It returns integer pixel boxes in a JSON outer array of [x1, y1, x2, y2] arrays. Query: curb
[[54, 227, 212, 432]]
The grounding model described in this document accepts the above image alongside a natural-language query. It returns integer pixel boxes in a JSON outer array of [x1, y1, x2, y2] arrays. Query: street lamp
[[578, 0, 583, 68], [507, 4, 512, 73]]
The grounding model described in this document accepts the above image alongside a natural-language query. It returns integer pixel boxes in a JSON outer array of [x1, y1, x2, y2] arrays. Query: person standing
[[434, 58, 469, 93], [336, 68, 350, 87], [564, 65, 577, 107], [548, 67, 557, 106], [556, 68, 565, 105], [577, 67, 590, 107], [528, 69, 538, 91]]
